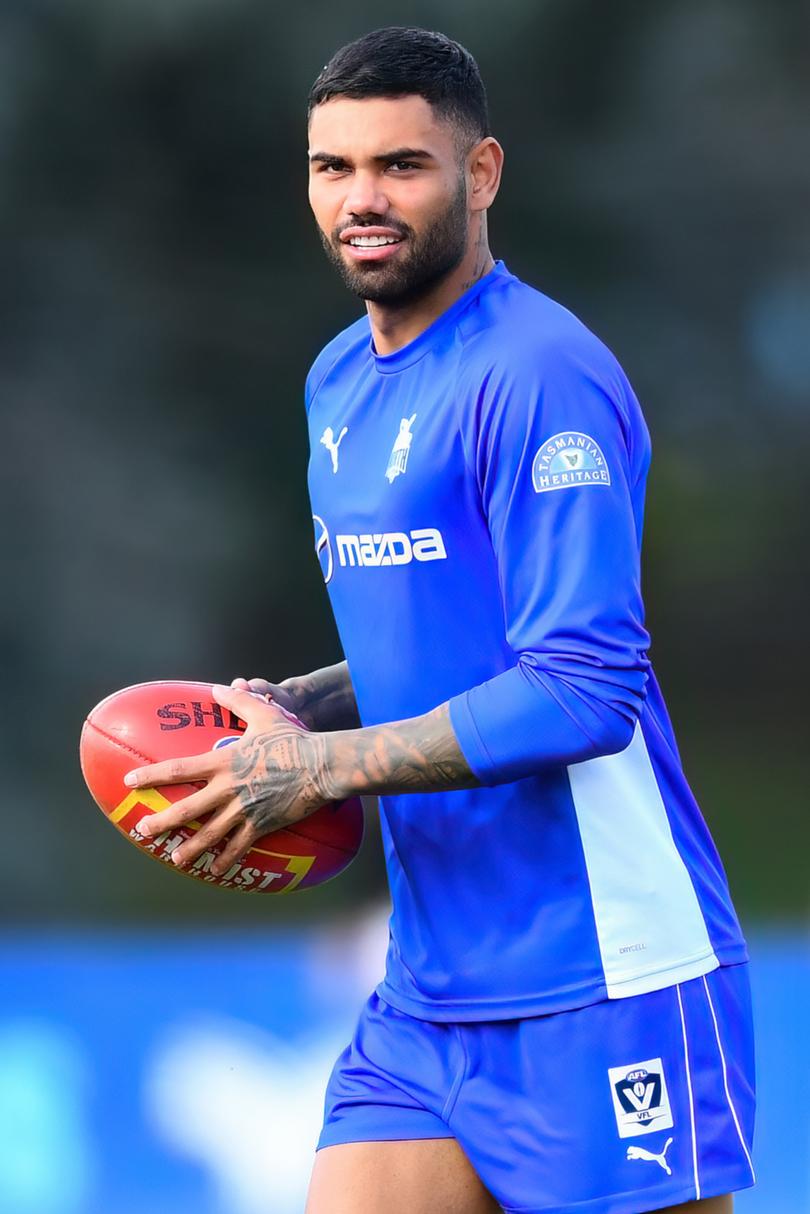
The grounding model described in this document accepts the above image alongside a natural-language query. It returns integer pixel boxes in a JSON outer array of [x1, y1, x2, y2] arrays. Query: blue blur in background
[[0, 927, 805, 1214]]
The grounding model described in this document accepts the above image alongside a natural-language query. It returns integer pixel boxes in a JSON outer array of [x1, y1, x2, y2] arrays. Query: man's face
[[308, 95, 470, 304]]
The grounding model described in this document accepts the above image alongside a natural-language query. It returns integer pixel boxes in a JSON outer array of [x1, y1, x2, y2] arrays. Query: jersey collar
[[370, 261, 511, 375]]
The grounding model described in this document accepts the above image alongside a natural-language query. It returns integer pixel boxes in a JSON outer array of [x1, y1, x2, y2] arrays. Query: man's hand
[[230, 676, 300, 715], [124, 684, 329, 877], [124, 684, 479, 877], [234, 663, 361, 732]]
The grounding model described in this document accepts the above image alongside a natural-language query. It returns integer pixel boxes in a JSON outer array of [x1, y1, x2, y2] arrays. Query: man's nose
[[343, 171, 388, 218]]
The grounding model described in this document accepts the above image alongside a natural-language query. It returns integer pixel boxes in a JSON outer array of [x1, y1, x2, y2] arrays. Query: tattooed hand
[[123, 685, 330, 877], [124, 684, 480, 876]]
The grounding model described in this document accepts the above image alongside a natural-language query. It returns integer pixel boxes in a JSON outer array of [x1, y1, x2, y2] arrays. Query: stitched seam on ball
[[85, 720, 154, 764]]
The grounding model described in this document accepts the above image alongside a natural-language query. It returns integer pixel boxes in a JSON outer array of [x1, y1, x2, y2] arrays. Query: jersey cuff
[[448, 693, 500, 785]]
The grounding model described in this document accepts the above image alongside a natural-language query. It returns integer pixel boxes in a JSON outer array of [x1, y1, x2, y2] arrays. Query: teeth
[[349, 235, 400, 247]]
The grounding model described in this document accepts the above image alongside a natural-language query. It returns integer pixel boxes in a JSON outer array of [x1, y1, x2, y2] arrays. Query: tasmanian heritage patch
[[532, 431, 611, 493]]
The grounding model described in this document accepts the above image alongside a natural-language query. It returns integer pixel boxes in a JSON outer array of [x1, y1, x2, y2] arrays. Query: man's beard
[[319, 176, 469, 305]]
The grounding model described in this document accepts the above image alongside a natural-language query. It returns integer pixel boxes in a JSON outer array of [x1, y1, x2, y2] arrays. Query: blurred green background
[[2, 0, 807, 933]]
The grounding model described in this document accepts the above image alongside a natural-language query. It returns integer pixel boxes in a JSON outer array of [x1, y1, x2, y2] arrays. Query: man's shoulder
[[306, 315, 370, 411], [465, 270, 622, 384], [460, 269, 645, 446]]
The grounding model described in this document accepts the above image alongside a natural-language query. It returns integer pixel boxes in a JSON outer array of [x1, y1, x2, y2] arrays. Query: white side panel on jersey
[[567, 721, 719, 998]]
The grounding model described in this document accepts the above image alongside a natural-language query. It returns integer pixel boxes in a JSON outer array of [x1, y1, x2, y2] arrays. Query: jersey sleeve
[[447, 337, 651, 785]]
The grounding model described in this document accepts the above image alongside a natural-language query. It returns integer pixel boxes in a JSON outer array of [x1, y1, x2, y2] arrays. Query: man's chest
[[307, 362, 471, 532]]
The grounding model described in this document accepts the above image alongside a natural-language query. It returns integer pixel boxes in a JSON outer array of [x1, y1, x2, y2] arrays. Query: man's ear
[[468, 137, 504, 212]]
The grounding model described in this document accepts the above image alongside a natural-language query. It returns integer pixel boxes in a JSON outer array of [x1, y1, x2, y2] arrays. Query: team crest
[[532, 431, 611, 493], [385, 414, 417, 483], [608, 1058, 674, 1138]]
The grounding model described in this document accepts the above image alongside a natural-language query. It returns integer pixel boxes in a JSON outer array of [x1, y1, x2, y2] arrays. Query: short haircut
[[308, 27, 490, 152]]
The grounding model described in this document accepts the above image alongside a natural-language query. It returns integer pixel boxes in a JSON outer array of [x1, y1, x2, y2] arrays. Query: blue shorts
[[319, 963, 756, 1213]]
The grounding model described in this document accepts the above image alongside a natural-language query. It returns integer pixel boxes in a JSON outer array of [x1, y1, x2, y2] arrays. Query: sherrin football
[[79, 680, 364, 893]]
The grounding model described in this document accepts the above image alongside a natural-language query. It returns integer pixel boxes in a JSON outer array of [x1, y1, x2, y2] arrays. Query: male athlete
[[125, 27, 756, 1214]]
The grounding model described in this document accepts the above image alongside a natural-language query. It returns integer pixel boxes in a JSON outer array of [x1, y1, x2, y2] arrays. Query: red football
[[79, 680, 364, 893]]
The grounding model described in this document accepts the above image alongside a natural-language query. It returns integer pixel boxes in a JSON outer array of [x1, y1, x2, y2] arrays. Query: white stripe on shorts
[[702, 974, 757, 1184]]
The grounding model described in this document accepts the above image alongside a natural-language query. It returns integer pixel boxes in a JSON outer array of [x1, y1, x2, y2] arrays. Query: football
[[79, 680, 364, 893]]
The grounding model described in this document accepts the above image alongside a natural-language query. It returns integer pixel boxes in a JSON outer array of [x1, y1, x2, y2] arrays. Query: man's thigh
[[662, 1197, 733, 1213], [306, 1139, 502, 1214], [306, 1145, 734, 1214]]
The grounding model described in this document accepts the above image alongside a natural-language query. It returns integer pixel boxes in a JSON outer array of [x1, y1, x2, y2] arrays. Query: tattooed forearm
[[280, 661, 361, 731], [312, 703, 480, 802], [131, 690, 476, 875], [223, 701, 478, 842]]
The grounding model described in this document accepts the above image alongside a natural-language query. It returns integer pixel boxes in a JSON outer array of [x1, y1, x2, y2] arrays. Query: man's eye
[[388, 161, 419, 172], [319, 162, 349, 174]]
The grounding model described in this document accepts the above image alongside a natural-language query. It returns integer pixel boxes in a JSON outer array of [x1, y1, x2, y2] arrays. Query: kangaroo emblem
[[320, 425, 348, 474], [626, 1137, 673, 1176], [385, 414, 417, 483]]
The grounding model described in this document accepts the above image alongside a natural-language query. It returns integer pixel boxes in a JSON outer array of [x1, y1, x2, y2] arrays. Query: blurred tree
[[1, 0, 806, 922]]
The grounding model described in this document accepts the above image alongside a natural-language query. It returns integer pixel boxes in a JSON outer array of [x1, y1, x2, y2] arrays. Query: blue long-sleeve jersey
[[306, 262, 746, 1021]]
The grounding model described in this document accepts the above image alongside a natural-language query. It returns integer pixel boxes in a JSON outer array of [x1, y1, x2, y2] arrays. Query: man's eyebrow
[[308, 148, 436, 164], [376, 147, 435, 162]]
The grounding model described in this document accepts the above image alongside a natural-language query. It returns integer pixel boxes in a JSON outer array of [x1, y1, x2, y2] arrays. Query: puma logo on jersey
[[627, 1138, 673, 1175], [320, 425, 348, 473]]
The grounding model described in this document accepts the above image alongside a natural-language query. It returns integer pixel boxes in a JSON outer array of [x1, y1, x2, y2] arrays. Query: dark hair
[[308, 27, 490, 150]]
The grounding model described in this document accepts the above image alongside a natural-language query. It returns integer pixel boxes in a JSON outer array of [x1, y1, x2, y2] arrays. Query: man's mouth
[[347, 235, 401, 248], [338, 226, 406, 262]]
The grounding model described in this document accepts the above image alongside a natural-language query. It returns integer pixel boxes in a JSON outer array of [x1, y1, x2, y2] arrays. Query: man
[[125, 27, 756, 1214]]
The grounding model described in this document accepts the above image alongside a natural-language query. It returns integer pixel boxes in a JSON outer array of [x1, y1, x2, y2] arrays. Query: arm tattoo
[[227, 703, 478, 833], [315, 703, 480, 801]]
